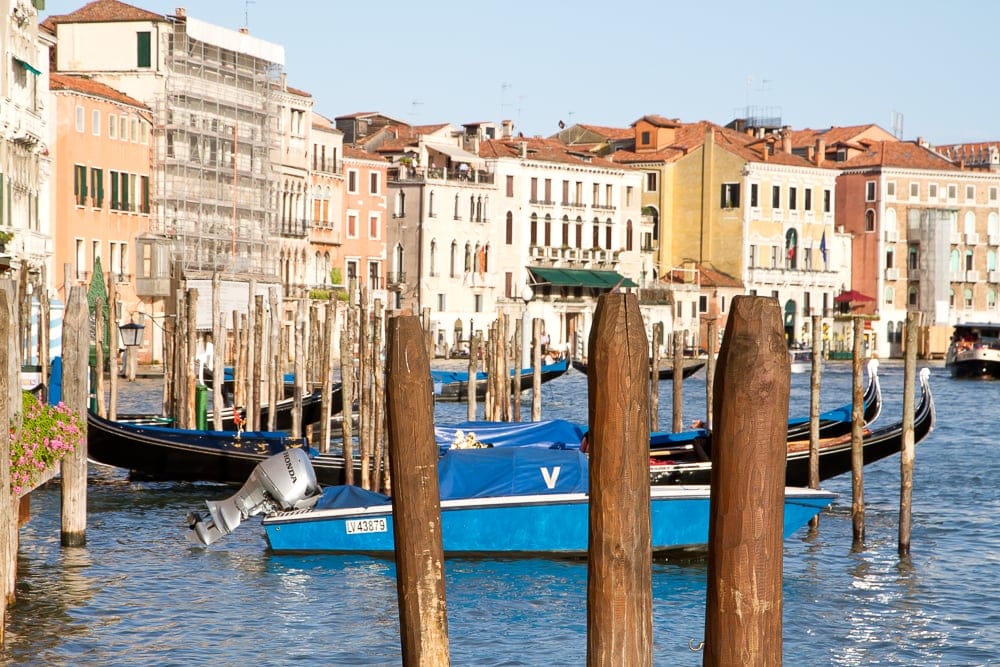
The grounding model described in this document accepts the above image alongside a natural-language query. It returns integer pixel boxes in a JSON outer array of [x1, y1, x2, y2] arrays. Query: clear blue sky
[[44, 0, 998, 145]]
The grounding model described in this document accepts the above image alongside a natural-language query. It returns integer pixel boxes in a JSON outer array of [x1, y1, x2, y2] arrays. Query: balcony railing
[[386, 271, 406, 286]]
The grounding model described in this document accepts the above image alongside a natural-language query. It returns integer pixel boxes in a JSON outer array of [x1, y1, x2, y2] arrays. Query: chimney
[[815, 138, 826, 167], [175, 7, 186, 17], [761, 140, 769, 162], [239, 27, 249, 35], [501, 119, 513, 139], [781, 127, 792, 154], [519, 141, 527, 159]]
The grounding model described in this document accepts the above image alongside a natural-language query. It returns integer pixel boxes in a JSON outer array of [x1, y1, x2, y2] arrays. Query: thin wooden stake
[[672, 329, 684, 432], [61, 286, 89, 547], [899, 311, 920, 556], [851, 315, 866, 546]]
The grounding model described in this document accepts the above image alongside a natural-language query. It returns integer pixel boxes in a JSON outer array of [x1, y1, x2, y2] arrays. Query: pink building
[[341, 146, 388, 297], [50, 72, 153, 357]]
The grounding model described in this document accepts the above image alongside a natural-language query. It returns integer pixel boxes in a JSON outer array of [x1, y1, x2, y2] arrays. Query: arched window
[[575, 217, 584, 248], [908, 286, 918, 307], [989, 212, 999, 240], [454, 194, 460, 219], [506, 211, 514, 244], [988, 249, 997, 272], [605, 218, 613, 249], [396, 190, 406, 217], [428, 190, 436, 217], [592, 217, 600, 248], [530, 213, 538, 245], [544, 214, 552, 246], [988, 288, 997, 310], [464, 243, 473, 272], [626, 220, 633, 251], [562, 215, 570, 246], [950, 248, 961, 272], [429, 240, 437, 276], [884, 208, 897, 240], [469, 195, 475, 221], [949, 287, 955, 307], [965, 249, 974, 271], [394, 244, 403, 278], [865, 209, 876, 232], [450, 241, 457, 278], [884, 285, 894, 305], [886, 320, 895, 342], [964, 211, 977, 236], [964, 287, 973, 308], [476, 196, 483, 222]]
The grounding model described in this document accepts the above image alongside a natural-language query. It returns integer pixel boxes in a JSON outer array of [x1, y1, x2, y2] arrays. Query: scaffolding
[[150, 16, 281, 280]]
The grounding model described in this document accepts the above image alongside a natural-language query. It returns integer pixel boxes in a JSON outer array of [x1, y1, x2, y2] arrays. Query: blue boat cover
[[429, 359, 568, 385], [437, 447, 588, 500], [435, 419, 586, 452], [315, 484, 390, 510]]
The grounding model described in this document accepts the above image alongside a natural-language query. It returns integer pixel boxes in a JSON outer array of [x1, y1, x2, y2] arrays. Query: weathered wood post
[[466, 331, 478, 418], [371, 300, 387, 493], [0, 285, 12, 639], [319, 300, 336, 453], [293, 298, 306, 439], [108, 278, 119, 421], [212, 274, 224, 431], [94, 297, 106, 418], [851, 315, 866, 546], [651, 322, 663, 432], [705, 318, 716, 431], [39, 265, 50, 398], [512, 317, 522, 421], [899, 311, 920, 557], [186, 288, 199, 430], [267, 288, 281, 432], [672, 329, 684, 432], [586, 292, 652, 665], [340, 303, 355, 485], [809, 314, 823, 530], [703, 295, 789, 666], [385, 315, 450, 664], [61, 286, 89, 547], [531, 318, 542, 422]]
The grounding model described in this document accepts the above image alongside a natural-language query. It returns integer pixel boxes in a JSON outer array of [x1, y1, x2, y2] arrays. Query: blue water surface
[[3, 361, 998, 666]]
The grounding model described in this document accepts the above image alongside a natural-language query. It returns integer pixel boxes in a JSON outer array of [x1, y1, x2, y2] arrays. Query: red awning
[[834, 289, 875, 303]]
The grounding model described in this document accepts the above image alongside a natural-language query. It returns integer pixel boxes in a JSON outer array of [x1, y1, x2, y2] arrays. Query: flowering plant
[[11, 392, 84, 496]]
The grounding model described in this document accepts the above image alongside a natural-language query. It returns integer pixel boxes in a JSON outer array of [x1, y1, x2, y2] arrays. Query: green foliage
[[11, 392, 85, 495], [330, 267, 343, 286]]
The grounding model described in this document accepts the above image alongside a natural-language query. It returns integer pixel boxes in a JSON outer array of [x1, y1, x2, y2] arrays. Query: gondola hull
[[571, 358, 706, 380], [432, 359, 570, 402]]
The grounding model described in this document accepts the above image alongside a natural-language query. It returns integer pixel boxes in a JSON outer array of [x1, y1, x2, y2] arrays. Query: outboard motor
[[187, 448, 321, 546]]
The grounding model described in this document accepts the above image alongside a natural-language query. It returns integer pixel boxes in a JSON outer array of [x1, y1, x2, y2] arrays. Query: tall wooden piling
[[340, 304, 355, 486], [672, 329, 684, 432], [586, 292, 652, 666], [319, 301, 336, 453], [385, 315, 450, 664], [899, 311, 920, 556], [212, 274, 224, 431], [108, 278, 119, 421], [94, 297, 106, 418], [186, 288, 199, 430], [531, 318, 542, 421], [467, 332, 479, 419], [267, 288, 281, 432], [0, 284, 13, 637], [292, 298, 306, 439], [61, 286, 89, 547], [703, 295, 789, 666], [851, 315, 866, 546], [512, 317, 523, 421], [809, 314, 823, 530], [705, 318, 716, 430], [371, 300, 387, 493], [651, 322, 662, 432]]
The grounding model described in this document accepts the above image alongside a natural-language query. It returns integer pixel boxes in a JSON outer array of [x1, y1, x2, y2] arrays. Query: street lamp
[[119, 320, 145, 348], [520, 284, 534, 369]]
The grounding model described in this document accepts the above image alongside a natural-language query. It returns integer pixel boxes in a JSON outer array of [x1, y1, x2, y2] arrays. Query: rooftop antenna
[[243, 0, 255, 28], [410, 99, 423, 120], [891, 111, 904, 139], [500, 82, 512, 118]]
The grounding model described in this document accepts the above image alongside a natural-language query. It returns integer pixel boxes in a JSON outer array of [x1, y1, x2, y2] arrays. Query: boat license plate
[[346, 518, 388, 535]]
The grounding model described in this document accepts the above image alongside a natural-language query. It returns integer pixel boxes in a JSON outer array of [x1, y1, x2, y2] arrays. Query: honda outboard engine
[[187, 448, 321, 546]]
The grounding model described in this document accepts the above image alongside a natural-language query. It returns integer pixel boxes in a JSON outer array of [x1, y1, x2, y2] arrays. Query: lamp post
[[119, 320, 144, 382], [520, 284, 534, 369]]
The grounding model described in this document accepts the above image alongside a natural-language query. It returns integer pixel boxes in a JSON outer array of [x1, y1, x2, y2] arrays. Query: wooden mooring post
[[586, 292, 652, 665], [851, 315, 866, 546], [809, 313, 823, 530], [705, 318, 716, 430], [703, 295, 789, 665], [650, 322, 662, 432], [61, 286, 89, 547], [0, 284, 13, 641], [898, 311, 920, 556], [672, 329, 684, 432], [385, 315, 450, 664]]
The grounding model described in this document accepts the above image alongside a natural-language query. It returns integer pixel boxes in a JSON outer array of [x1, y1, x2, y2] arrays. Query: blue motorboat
[[256, 446, 835, 556]]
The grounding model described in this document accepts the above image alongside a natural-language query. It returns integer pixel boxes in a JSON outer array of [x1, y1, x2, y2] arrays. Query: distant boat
[[187, 446, 835, 556], [789, 347, 815, 374], [571, 358, 706, 380], [945, 322, 1000, 379], [431, 357, 570, 402]]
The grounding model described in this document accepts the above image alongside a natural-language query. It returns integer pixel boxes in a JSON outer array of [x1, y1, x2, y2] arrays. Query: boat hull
[[432, 359, 569, 402], [572, 358, 705, 380], [263, 487, 835, 556]]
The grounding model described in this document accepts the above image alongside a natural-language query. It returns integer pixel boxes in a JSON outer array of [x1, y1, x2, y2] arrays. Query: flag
[[819, 231, 827, 265]]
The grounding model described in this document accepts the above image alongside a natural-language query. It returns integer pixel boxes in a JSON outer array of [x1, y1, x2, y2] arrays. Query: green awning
[[529, 267, 638, 289], [15, 58, 41, 76]]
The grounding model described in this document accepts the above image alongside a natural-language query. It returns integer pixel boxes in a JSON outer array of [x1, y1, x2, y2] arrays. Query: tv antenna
[[243, 0, 255, 28], [891, 111, 904, 139]]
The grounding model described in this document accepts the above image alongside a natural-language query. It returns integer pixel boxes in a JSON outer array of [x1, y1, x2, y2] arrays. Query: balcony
[[885, 230, 899, 243], [386, 271, 406, 290], [966, 233, 980, 245], [990, 271, 1000, 283], [966, 270, 980, 282], [885, 268, 899, 280]]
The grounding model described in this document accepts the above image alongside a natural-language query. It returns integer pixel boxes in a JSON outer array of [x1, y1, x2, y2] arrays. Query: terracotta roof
[[786, 124, 896, 149], [694, 263, 743, 289], [837, 141, 962, 171], [933, 141, 1000, 163], [343, 145, 387, 162], [49, 73, 148, 110], [630, 114, 682, 129], [575, 124, 634, 140], [43, 0, 164, 24], [478, 137, 630, 170]]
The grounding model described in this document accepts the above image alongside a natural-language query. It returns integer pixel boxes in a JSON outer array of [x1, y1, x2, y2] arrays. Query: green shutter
[[137, 32, 151, 68], [142, 175, 150, 213], [110, 170, 118, 210], [97, 169, 104, 207], [121, 173, 129, 210]]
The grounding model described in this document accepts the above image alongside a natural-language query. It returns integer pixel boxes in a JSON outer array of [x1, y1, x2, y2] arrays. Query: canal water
[[3, 361, 998, 665]]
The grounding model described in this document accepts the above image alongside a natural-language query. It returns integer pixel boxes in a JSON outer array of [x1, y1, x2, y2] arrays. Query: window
[[140, 175, 150, 213], [130, 119, 139, 142], [929, 183, 938, 199], [92, 109, 100, 136], [699, 295, 708, 313], [785, 228, 798, 269], [965, 287, 973, 308], [823, 189, 831, 213], [505, 211, 513, 244], [884, 286, 894, 305], [804, 188, 812, 211], [908, 286, 918, 307], [720, 183, 740, 209], [865, 210, 876, 232], [967, 185, 976, 201], [789, 187, 798, 210], [430, 241, 438, 277], [886, 247, 895, 269], [110, 169, 119, 209], [369, 171, 380, 195], [347, 170, 358, 194], [506, 175, 514, 197], [75, 106, 85, 132], [120, 116, 127, 141], [772, 185, 781, 208], [347, 212, 358, 238], [865, 181, 876, 201], [73, 165, 88, 206], [991, 187, 998, 202], [908, 245, 919, 270], [137, 31, 152, 68], [529, 214, 538, 245], [437, 294, 447, 312], [948, 184, 958, 200], [108, 114, 117, 139], [910, 182, 919, 199], [89, 167, 104, 208], [645, 172, 657, 192], [369, 214, 379, 239], [887, 181, 896, 198], [965, 249, 974, 271], [641, 131, 650, 145], [530, 177, 538, 201], [750, 183, 758, 208], [626, 186, 633, 207]]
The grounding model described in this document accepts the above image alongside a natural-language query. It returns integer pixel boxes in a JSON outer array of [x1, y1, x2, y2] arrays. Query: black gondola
[[571, 358, 706, 380], [431, 358, 570, 402]]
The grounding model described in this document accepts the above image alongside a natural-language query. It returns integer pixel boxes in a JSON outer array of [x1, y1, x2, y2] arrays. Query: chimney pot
[[175, 7, 186, 17]]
